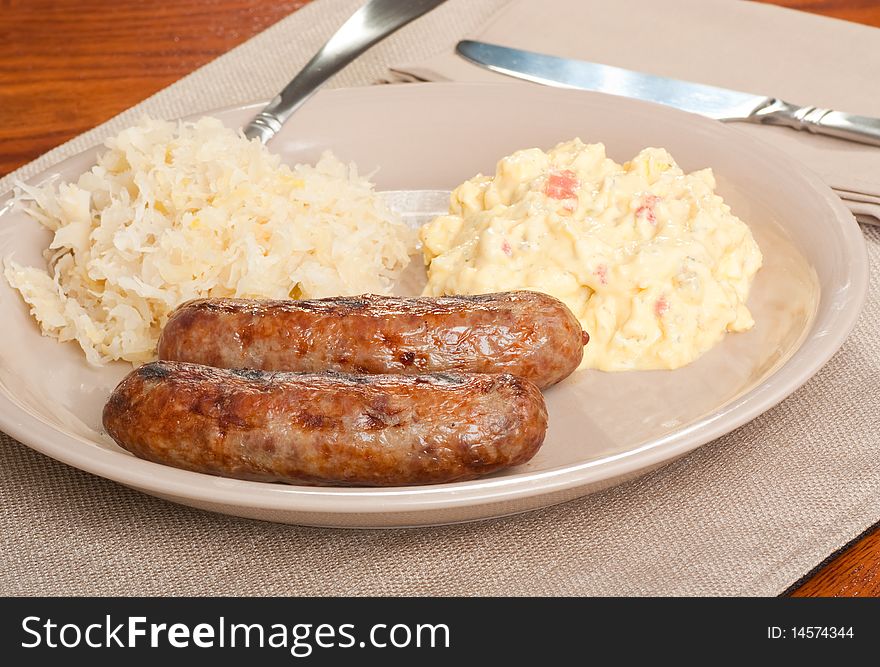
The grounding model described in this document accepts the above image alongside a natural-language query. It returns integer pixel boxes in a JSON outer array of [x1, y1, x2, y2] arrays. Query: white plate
[[0, 83, 867, 527]]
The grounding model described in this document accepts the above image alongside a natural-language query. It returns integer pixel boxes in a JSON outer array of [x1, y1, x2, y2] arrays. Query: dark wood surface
[[0, 0, 877, 597], [0, 0, 309, 176], [790, 525, 880, 597], [757, 0, 880, 26]]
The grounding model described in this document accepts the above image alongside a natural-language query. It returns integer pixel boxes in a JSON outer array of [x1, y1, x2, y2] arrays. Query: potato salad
[[421, 139, 763, 371]]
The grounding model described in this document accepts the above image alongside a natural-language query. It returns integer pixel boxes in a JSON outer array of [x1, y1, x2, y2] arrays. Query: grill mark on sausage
[[175, 291, 541, 317], [427, 372, 468, 385], [298, 412, 328, 429], [359, 411, 388, 430], [229, 367, 269, 381], [137, 363, 171, 380]]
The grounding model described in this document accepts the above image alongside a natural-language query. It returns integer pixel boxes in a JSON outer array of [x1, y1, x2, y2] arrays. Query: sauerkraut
[[4, 116, 414, 365]]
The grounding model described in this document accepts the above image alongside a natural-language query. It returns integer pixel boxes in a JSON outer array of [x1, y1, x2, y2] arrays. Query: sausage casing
[[157, 291, 587, 389], [103, 361, 548, 487]]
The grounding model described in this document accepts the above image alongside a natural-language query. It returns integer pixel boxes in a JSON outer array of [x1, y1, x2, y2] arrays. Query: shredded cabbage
[[4, 116, 414, 364]]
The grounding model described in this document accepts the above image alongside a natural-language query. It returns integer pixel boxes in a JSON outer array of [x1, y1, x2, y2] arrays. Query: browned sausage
[[158, 291, 587, 389], [103, 361, 548, 487]]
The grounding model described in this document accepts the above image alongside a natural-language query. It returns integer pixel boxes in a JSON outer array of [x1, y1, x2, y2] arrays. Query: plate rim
[[0, 82, 869, 520]]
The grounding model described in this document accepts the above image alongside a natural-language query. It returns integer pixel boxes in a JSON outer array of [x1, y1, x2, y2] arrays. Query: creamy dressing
[[421, 139, 763, 371]]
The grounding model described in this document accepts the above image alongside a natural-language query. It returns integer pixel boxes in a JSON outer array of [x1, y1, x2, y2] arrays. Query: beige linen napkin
[[2, 0, 880, 597], [391, 0, 880, 223]]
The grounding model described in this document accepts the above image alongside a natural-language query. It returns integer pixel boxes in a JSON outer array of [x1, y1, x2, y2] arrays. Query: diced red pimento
[[635, 206, 656, 224], [654, 295, 669, 317], [594, 263, 608, 285], [544, 169, 580, 200], [501, 239, 512, 256], [635, 194, 661, 224]]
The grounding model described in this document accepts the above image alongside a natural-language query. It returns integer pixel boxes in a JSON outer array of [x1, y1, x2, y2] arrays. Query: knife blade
[[456, 40, 880, 147]]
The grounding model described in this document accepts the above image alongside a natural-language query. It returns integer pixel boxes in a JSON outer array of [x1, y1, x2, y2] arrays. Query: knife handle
[[754, 99, 880, 147]]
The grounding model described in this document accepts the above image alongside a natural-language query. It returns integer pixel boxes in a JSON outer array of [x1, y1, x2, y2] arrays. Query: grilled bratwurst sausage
[[158, 291, 587, 389], [103, 361, 548, 486]]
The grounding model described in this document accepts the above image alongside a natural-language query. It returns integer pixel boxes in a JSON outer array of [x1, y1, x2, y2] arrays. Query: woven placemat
[[1, 0, 878, 596]]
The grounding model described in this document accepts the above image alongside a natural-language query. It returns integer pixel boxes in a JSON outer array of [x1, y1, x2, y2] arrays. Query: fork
[[243, 0, 448, 145], [241, 0, 452, 227]]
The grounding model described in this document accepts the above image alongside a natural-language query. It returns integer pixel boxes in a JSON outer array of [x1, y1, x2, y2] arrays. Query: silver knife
[[456, 40, 880, 147]]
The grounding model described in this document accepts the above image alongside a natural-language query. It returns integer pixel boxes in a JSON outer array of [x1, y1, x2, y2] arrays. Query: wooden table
[[1, 0, 877, 597]]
